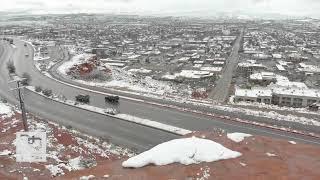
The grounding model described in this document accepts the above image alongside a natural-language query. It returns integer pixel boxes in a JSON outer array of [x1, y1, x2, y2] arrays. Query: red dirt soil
[[60, 132, 320, 180]]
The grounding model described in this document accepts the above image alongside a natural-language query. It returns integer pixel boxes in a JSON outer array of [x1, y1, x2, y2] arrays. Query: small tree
[[6, 61, 15, 74], [42, 89, 53, 97], [21, 73, 31, 86], [35, 86, 42, 92]]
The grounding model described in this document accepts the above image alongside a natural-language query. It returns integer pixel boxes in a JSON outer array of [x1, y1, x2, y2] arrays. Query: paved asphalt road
[[0, 41, 180, 151], [1, 39, 320, 151], [210, 29, 243, 102]]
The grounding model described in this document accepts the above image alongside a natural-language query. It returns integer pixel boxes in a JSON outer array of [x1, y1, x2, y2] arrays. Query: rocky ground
[[1, 102, 320, 180]]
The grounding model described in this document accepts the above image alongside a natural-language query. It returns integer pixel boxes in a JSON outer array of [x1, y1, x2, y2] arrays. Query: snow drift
[[122, 137, 241, 168]]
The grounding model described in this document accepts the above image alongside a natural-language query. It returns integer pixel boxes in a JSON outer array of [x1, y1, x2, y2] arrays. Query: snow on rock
[[227, 133, 252, 143], [68, 157, 85, 171], [122, 137, 241, 168], [58, 53, 94, 75], [0, 102, 15, 118]]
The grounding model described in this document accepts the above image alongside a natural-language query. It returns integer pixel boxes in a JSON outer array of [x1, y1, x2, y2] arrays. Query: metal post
[[16, 81, 28, 131]]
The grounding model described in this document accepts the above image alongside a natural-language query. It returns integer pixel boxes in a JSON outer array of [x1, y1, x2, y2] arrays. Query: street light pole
[[16, 80, 28, 131], [9, 77, 28, 132]]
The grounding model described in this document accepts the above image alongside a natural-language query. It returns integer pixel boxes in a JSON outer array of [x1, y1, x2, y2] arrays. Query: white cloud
[[1, 0, 320, 17]]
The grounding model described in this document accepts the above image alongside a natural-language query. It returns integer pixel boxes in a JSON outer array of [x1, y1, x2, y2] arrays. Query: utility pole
[[9, 77, 28, 131]]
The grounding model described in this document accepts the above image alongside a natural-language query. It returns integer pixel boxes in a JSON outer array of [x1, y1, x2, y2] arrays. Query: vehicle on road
[[25, 54, 29, 57], [75, 94, 90, 104], [105, 95, 119, 104], [24, 43, 27, 47]]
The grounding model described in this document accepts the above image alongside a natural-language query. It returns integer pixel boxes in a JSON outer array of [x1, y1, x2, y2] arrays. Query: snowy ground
[[57, 53, 190, 97], [0, 101, 15, 118], [232, 101, 320, 116], [0, 101, 134, 178], [122, 137, 241, 168]]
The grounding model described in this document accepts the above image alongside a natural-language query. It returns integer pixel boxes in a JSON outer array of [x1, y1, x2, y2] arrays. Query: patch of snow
[[0, 102, 15, 118], [289, 141, 297, 145], [197, 166, 211, 180], [68, 157, 85, 171], [46, 164, 64, 177], [79, 175, 95, 180], [227, 133, 252, 143], [122, 137, 241, 168], [240, 162, 247, 167], [0, 150, 12, 156], [266, 152, 277, 157]]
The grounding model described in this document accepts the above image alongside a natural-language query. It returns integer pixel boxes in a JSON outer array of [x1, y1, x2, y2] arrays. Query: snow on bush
[[122, 137, 241, 168], [227, 133, 252, 143]]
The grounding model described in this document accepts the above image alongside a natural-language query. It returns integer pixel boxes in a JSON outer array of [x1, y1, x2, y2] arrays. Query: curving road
[[1, 39, 320, 152]]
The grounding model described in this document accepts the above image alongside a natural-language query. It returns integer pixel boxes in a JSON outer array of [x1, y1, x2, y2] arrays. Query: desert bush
[[42, 89, 53, 97], [35, 86, 42, 92]]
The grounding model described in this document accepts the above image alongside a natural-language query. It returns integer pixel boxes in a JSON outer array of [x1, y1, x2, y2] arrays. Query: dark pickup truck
[[105, 95, 119, 104], [75, 94, 90, 104]]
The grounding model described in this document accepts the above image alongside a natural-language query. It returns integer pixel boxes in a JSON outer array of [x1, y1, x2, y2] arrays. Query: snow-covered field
[[122, 137, 241, 168]]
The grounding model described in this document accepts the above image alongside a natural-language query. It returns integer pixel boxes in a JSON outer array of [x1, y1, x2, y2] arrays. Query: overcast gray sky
[[2, 0, 320, 17]]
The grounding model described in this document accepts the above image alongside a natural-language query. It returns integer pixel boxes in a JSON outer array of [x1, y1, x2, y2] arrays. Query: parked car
[[75, 94, 90, 104], [24, 43, 27, 47], [105, 95, 119, 104]]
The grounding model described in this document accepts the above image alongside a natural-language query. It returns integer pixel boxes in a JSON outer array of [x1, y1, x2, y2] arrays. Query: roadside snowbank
[[122, 137, 241, 168], [115, 114, 192, 136], [227, 133, 252, 143]]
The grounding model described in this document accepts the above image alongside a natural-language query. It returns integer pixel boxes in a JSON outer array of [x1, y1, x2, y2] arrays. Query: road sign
[[16, 132, 46, 162]]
